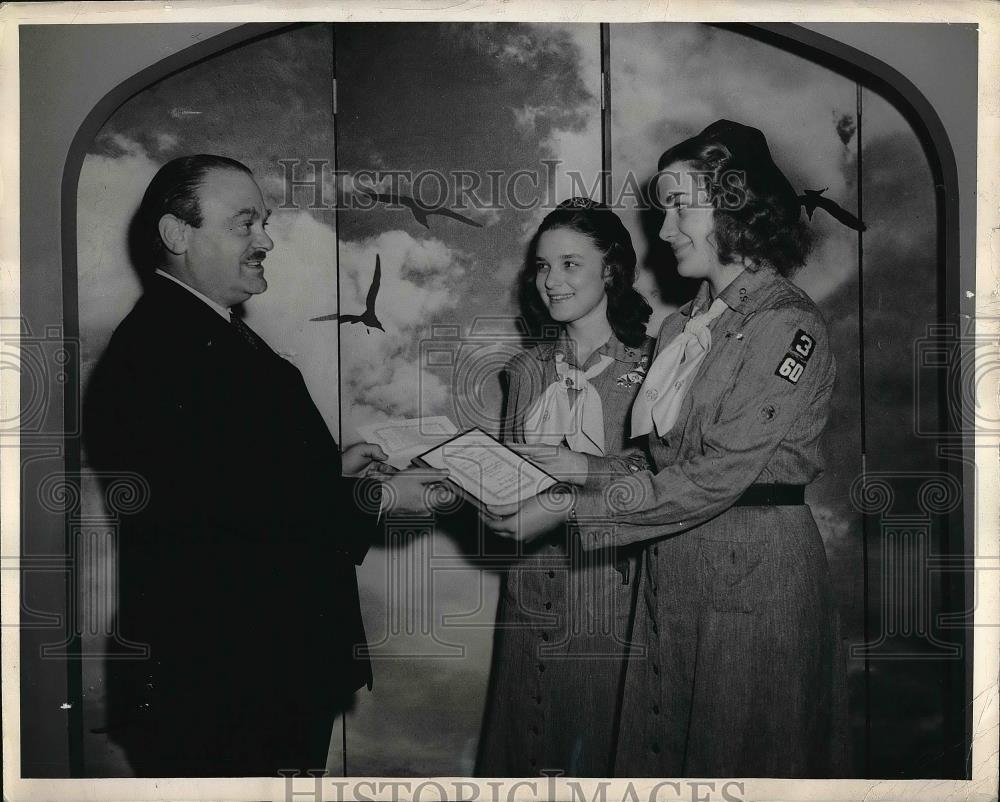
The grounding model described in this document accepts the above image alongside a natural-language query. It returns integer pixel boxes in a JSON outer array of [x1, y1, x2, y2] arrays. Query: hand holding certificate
[[357, 416, 458, 470], [412, 428, 559, 511], [482, 491, 574, 544], [504, 443, 590, 486]]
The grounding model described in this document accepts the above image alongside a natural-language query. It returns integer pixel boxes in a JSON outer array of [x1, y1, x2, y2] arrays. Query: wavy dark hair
[[520, 199, 651, 347], [655, 119, 811, 276]]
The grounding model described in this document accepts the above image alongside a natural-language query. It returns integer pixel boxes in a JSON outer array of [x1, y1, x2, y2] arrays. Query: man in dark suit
[[85, 155, 444, 777]]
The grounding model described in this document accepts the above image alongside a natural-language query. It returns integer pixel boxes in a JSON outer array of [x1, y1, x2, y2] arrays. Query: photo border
[[2, 2, 997, 801]]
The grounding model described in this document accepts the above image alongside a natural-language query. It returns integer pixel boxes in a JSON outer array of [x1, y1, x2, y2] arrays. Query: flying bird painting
[[310, 254, 385, 332], [798, 188, 868, 232], [361, 189, 483, 229]]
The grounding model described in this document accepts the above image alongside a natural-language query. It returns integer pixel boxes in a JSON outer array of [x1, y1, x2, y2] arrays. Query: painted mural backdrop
[[607, 24, 955, 776], [76, 21, 958, 778], [333, 23, 603, 775], [608, 20, 870, 767], [608, 24, 956, 774]]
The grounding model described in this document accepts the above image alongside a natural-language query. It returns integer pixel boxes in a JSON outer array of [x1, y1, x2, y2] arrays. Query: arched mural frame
[[55, 20, 970, 779]]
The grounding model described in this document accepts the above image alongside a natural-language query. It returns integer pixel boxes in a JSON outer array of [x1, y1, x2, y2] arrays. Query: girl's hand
[[511, 444, 589, 485], [483, 489, 574, 544], [379, 466, 453, 514]]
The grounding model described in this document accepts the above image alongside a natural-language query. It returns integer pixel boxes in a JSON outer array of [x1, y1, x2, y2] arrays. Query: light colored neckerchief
[[631, 295, 729, 438], [523, 351, 616, 456]]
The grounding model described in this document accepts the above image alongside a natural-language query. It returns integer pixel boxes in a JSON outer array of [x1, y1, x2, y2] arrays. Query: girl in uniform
[[476, 199, 654, 777], [485, 121, 849, 778]]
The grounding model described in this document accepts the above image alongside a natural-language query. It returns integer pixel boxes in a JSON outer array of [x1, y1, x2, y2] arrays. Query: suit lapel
[[145, 275, 279, 360]]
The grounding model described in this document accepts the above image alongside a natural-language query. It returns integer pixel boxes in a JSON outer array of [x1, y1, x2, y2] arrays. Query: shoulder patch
[[775, 353, 806, 384], [790, 329, 815, 362]]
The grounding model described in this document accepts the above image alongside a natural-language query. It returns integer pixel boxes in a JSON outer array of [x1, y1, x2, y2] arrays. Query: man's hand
[[483, 489, 573, 544], [511, 444, 589, 485], [342, 442, 392, 477], [379, 466, 454, 515]]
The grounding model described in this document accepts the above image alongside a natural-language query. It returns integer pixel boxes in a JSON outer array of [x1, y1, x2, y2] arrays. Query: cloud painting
[[77, 21, 950, 778]]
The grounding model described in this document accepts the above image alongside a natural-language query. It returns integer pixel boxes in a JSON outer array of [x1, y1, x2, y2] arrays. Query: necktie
[[631, 296, 729, 439], [523, 352, 615, 456], [229, 311, 269, 353]]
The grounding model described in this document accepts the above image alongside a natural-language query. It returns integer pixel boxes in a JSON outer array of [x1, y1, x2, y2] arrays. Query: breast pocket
[[698, 539, 765, 613]]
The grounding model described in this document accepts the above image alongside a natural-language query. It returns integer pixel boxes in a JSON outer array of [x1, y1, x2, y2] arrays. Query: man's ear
[[158, 214, 189, 255]]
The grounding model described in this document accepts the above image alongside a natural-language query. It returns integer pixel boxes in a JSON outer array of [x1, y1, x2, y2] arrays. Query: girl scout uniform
[[572, 266, 849, 778], [477, 332, 653, 777]]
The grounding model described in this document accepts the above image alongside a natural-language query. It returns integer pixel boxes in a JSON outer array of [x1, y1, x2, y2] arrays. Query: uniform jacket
[[574, 266, 836, 544], [571, 267, 848, 777]]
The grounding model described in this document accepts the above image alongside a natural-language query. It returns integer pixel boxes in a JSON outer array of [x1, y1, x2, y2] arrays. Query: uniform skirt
[[476, 533, 639, 777], [613, 504, 850, 778]]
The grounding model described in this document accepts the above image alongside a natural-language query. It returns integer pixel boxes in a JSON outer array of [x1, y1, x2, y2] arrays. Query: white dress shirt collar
[[154, 269, 231, 321]]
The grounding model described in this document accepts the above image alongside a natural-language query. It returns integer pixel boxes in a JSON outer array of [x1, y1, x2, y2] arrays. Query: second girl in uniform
[[476, 199, 654, 777]]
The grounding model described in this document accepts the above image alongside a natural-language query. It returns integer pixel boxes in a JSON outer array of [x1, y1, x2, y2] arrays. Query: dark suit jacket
[[85, 275, 377, 775]]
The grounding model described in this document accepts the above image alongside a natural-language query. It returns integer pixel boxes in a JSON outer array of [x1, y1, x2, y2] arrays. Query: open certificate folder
[[413, 428, 559, 510], [357, 416, 458, 470]]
